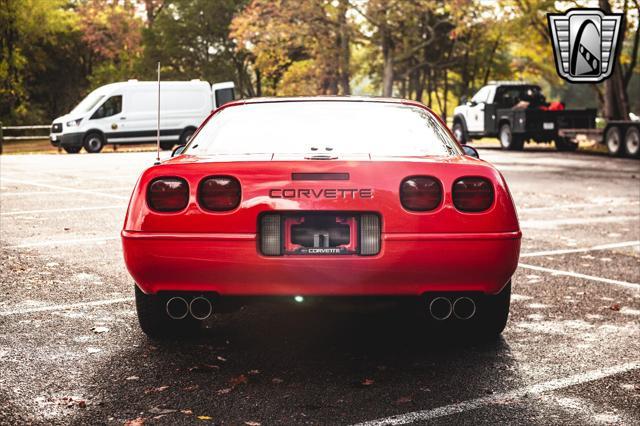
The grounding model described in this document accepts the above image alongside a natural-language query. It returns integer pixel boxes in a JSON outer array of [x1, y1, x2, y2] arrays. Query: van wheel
[[499, 124, 523, 151], [83, 132, 105, 153], [63, 146, 81, 154], [624, 126, 640, 158], [452, 122, 467, 144], [135, 286, 201, 339], [180, 128, 196, 145], [605, 126, 623, 157], [555, 137, 578, 152]]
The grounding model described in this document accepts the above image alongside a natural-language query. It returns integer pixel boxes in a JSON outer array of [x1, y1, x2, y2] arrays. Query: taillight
[[198, 176, 241, 211], [452, 177, 494, 212], [147, 177, 189, 212], [400, 176, 443, 211]]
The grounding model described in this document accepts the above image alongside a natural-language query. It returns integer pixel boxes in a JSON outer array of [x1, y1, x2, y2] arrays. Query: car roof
[[240, 96, 408, 105]]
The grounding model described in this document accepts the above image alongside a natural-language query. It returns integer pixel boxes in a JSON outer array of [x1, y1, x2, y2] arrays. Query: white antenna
[[155, 61, 161, 165]]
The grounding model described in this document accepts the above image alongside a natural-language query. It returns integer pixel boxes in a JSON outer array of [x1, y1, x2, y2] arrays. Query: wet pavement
[[0, 149, 639, 425]]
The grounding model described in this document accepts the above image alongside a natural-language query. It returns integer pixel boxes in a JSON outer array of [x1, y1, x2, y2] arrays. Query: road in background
[[0, 150, 639, 425]]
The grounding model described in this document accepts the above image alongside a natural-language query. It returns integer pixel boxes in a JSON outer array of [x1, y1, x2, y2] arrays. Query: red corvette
[[122, 97, 521, 338]]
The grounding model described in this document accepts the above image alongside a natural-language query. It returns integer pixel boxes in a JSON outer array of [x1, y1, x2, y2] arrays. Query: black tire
[[134, 286, 201, 339], [180, 127, 196, 145], [476, 281, 511, 337], [452, 121, 467, 144], [83, 132, 105, 153], [499, 123, 523, 151], [63, 145, 82, 154], [555, 137, 578, 152], [159, 141, 175, 151], [624, 126, 640, 159], [605, 126, 623, 157]]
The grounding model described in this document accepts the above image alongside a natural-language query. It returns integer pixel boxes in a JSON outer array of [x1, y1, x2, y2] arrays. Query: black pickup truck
[[452, 82, 596, 151]]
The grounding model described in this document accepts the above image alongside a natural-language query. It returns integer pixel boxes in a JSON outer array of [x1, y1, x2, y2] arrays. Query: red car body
[[122, 97, 521, 301]]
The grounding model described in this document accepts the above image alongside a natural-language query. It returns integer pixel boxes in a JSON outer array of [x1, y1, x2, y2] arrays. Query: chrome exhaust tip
[[189, 296, 213, 320], [453, 297, 476, 320], [166, 297, 189, 320], [429, 297, 452, 321]]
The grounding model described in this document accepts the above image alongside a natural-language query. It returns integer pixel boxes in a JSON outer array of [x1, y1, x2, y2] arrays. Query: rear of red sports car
[[121, 98, 521, 338]]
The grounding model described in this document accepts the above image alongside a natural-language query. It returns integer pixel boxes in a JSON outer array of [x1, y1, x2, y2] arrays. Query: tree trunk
[[382, 28, 394, 97], [599, 0, 630, 120], [337, 0, 351, 95]]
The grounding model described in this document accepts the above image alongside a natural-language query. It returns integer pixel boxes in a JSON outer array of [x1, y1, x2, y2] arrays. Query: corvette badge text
[[269, 188, 374, 199]]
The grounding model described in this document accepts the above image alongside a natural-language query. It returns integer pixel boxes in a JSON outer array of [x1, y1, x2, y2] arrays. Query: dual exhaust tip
[[166, 296, 212, 320], [429, 296, 476, 321]]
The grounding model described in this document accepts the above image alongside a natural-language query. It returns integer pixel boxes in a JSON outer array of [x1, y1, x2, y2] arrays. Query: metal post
[[0, 122, 3, 155]]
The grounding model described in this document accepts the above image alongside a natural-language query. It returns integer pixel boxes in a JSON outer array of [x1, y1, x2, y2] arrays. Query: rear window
[[185, 101, 460, 156]]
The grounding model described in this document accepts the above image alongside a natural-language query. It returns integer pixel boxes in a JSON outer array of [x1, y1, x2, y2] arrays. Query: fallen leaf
[[126, 376, 139, 381], [217, 388, 232, 395], [183, 384, 199, 391], [361, 378, 375, 386], [91, 326, 109, 334], [148, 407, 177, 415], [229, 374, 248, 387], [124, 418, 145, 426], [248, 369, 260, 375], [272, 378, 284, 384], [181, 409, 193, 415], [217, 356, 227, 362], [86, 347, 101, 354], [245, 422, 261, 426], [610, 303, 622, 311], [145, 385, 169, 394], [197, 415, 213, 420], [395, 396, 412, 404]]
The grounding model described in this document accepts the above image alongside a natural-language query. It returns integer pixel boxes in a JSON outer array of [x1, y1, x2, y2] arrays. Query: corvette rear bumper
[[122, 230, 521, 296]]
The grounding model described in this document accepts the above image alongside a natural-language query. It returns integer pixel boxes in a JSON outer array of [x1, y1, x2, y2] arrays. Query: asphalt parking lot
[[0, 148, 639, 425]]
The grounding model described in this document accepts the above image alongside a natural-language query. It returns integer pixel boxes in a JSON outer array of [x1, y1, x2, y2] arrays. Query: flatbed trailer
[[559, 120, 639, 158]]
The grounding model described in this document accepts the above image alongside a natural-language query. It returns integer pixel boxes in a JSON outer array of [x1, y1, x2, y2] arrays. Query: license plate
[[283, 213, 358, 255], [543, 122, 555, 130]]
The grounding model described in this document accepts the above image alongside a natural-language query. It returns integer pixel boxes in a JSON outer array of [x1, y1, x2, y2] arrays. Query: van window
[[215, 88, 235, 108], [91, 95, 122, 119], [71, 92, 105, 115], [471, 86, 492, 104]]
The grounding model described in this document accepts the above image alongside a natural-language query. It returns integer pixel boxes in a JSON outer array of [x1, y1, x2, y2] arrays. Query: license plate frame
[[282, 213, 359, 255]]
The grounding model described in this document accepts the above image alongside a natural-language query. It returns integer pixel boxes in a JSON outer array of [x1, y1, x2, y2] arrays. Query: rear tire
[[180, 127, 196, 145], [83, 132, 104, 153], [62, 145, 81, 154], [159, 141, 175, 151], [555, 137, 578, 152], [605, 126, 623, 157], [499, 124, 523, 151], [624, 126, 640, 159], [452, 122, 467, 144], [476, 281, 511, 337], [135, 286, 201, 339]]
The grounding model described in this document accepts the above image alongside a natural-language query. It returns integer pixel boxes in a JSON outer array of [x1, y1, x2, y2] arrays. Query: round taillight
[[452, 177, 494, 212], [400, 176, 443, 211], [198, 176, 241, 211], [147, 177, 189, 212]]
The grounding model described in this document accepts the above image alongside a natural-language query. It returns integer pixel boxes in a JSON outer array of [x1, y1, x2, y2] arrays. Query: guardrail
[[0, 123, 50, 154]]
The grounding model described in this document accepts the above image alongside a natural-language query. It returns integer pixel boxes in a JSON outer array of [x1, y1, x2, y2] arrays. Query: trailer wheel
[[499, 123, 523, 151], [624, 126, 640, 159], [605, 126, 623, 157], [452, 122, 467, 144], [555, 137, 578, 152]]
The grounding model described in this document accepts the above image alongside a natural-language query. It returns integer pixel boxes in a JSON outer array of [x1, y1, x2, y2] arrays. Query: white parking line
[[353, 362, 640, 426], [520, 200, 640, 213], [520, 241, 640, 258], [0, 177, 130, 200], [5, 236, 119, 249], [0, 187, 132, 197], [1, 205, 126, 216], [0, 297, 133, 316], [518, 263, 640, 289], [521, 216, 639, 229]]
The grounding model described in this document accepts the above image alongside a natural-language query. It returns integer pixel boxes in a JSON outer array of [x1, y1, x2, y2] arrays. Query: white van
[[49, 80, 235, 153]]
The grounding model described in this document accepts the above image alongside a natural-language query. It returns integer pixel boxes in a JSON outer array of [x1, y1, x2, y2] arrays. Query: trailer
[[559, 120, 639, 159]]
